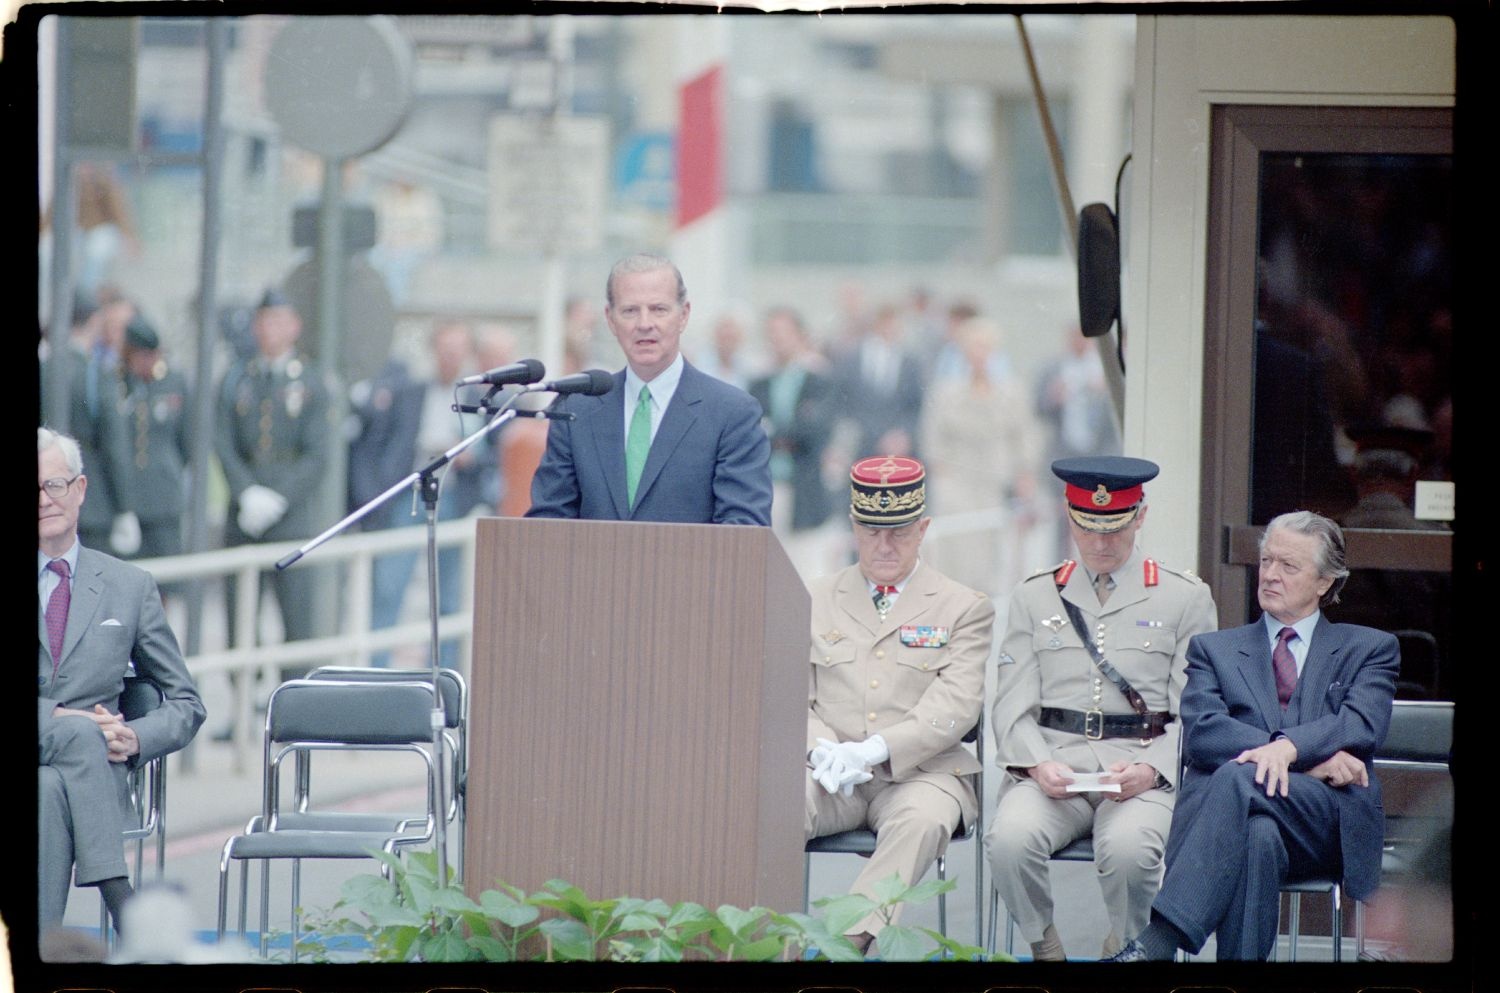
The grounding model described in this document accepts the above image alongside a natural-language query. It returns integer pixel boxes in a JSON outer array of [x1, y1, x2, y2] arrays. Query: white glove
[[831, 734, 890, 773], [110, 512, 142, 556], [811, 737, 875, 797], [237, 485, 288, 539]]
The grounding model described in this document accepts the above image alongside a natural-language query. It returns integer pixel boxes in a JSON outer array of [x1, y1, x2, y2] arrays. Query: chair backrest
[[1377, 700, 1453, 769], [266, 678, 440, 745], [1391, 629, 1440, 699], [120, 674, 165, 721], [306, 666, 466, 729]]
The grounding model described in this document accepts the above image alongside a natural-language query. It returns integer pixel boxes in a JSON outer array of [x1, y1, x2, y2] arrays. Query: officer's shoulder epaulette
[[1024, 560, 1070, 582], [1152, 559, 1204, 584]]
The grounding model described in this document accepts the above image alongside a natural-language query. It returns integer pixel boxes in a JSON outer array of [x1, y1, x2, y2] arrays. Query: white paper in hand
[[1064, 771, 1122, 793]]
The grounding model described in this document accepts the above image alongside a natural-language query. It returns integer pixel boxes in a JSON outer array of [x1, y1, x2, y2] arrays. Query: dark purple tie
[[1273, 626, 1298, 709], [45, 558, 71, 673]]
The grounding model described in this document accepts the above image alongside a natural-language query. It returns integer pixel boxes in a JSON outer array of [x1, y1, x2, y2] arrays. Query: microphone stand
[[275, 383, 566, 889]]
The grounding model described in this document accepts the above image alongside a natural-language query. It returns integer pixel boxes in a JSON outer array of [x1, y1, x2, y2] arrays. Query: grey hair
[[605, 253, 687, 308], [38, 427, 84, 477], [1261, 510, 1349, 607]]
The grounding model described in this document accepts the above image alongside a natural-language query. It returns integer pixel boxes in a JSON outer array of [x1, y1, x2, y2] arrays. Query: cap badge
[[1092, 484, 1111, 507]]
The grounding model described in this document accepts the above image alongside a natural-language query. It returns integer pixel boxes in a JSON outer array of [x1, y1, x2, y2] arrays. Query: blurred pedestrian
[[40, 290, 141, 557], [831, 303, 925, 461], [1035, 325, 1121, 561], [366, 318, 487, 669], [921, 316, 1041, 595], [749, 306, 837, 576], [118, 316, 191, 561], [695, 303, 756, 391]]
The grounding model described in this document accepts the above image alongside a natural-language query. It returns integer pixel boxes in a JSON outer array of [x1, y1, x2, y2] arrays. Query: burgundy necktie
[[1272, 626, 1298, 709], [45, 558, 71, 674]]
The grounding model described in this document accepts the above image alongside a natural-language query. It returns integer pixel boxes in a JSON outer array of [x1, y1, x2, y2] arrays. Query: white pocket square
[[100, 618, 123, 627]]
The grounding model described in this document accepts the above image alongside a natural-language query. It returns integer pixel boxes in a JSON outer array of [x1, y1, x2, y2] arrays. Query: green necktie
[[626, 384, 652, 507]]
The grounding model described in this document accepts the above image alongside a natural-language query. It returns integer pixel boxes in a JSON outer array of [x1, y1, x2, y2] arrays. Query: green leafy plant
[[300, 851, 1007, 963]]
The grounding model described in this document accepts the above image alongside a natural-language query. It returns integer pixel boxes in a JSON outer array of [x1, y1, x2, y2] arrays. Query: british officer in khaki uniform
[[986, 457, 1218, 960], [806, 456, 994, 954]]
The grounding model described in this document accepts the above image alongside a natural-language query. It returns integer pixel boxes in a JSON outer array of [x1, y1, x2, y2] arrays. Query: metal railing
[[140, 516, 478, 772]]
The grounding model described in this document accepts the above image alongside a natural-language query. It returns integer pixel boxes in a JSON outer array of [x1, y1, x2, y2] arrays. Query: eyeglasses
[[40, 475, 80, 499]]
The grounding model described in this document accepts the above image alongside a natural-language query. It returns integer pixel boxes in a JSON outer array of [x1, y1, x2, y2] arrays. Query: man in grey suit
[[37, 428, 206, 940], [526, 253, 772, 525], [1107, 511, 1399, 961]]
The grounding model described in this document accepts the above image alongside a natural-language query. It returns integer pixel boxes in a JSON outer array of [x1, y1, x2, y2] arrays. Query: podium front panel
[[467, 517, 808, 912]]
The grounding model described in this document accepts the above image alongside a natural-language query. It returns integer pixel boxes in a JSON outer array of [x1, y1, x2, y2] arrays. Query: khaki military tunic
[[986, 546, 1217, 950], [806, 561, 994, 935]]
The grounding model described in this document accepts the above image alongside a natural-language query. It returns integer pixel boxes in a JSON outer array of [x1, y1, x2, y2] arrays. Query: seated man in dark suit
[[37, 427, 206, 942], [526, 253, 773, 525], [1107, 510, 1398, 961]]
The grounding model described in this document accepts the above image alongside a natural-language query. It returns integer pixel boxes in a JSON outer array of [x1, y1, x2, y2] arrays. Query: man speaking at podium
[[805, 456, 993, 955], [526, 253, 772, 525]]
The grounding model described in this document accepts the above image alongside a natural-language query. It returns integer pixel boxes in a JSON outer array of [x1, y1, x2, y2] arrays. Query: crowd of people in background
[[40, 276, 1120, 648]]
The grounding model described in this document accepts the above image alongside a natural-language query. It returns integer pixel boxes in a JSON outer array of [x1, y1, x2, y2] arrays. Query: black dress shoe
[[1101, 937, 1151, 962]]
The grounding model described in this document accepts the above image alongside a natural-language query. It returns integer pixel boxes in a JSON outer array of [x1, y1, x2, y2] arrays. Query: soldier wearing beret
[[214, 289, 332, 672], [986, 456, 1218, 959], [806, 455, 994, 955], [118, 317, 191, 561]]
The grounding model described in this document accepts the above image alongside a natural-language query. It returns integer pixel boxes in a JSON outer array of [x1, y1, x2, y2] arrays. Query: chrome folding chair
[[1277, 700, 1452, 962], [99, 674, 169, 941], [305, 665, 468, 881], [803, 717, 985, 946], [216, 678, 442, 960]]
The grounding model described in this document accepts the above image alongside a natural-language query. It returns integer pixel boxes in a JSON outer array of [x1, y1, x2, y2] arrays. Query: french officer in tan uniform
[[986, 456, 1218, 960], [806, 455, 994, 954]]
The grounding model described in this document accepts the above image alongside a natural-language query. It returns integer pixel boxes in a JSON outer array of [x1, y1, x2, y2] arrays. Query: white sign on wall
[[487, 115, 609, 253]]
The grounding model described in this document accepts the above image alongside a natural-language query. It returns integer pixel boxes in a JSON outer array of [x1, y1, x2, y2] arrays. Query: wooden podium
[[466, 518, 810, 912]]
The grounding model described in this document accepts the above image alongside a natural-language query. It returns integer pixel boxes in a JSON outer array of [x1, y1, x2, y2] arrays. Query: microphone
[[454, 358, 546, 388], [524, 369, 615, 397]]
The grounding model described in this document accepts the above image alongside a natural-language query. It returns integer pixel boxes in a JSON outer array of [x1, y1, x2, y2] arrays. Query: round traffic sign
[[264, 16, 413, 160]]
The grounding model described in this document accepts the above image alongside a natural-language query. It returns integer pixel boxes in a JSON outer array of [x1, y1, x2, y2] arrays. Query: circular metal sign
[[264, 16, 413, 160]]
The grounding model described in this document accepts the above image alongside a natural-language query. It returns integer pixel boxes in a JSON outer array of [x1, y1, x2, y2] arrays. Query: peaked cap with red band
[[1052, 455, 1159, 533], [849, 455, 927, 526]]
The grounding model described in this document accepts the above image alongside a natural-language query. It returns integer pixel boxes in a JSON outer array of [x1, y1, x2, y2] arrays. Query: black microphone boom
[[455, 358, 546, 388], [527, 369, 615, 396]]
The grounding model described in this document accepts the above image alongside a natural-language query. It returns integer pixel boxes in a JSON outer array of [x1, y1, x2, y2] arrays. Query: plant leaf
[[618, 912, 665, 932], [428, 885, 481, 915], [800, 922, 865, 963], [901, 876, 957, 905], [479, 890, 541, 929], [537, 915, 595, 961], [919, 927, 996, 962], [814, 893, 876, 937], [416, 927, 479, 962], [715, 904, 767, 938], [871, 923, 929, 962], [870, 872, 910, 905], [468, 934, 513, 962], [664, 901, 715, 928], [728, 934, 786, 961]]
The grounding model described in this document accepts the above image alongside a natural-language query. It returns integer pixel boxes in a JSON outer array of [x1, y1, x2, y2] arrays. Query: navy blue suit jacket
[[526, 361, 773, 525], [1174, 617, 1399, 900]]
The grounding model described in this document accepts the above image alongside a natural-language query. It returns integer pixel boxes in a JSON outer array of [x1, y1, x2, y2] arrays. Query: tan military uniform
[[806, 561, 993, 936], [986, 546, 1217, 950]]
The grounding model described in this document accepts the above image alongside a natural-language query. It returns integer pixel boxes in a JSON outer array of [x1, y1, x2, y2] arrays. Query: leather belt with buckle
[[1039, 706, 1170, 741]]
